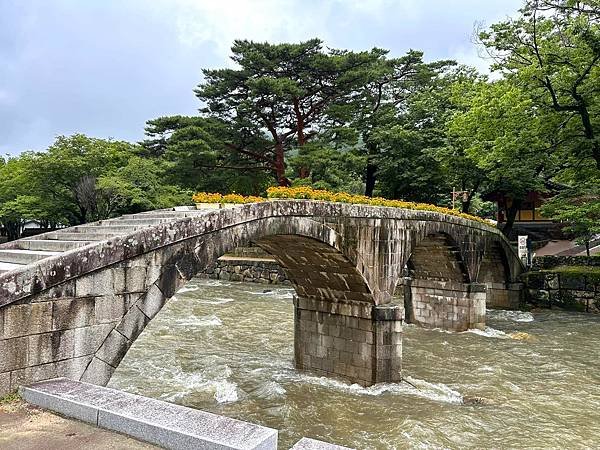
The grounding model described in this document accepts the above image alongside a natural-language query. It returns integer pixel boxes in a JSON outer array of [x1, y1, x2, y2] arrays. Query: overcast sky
[[0, 0, 522, 156]]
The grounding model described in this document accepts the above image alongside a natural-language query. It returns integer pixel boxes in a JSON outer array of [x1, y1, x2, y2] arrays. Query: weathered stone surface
[[523, 264, 600, 313], [22, 378, 278, 450], [52, 297, 96, 330], [2, 302, 52, 338], [0, 202, 523, 390]]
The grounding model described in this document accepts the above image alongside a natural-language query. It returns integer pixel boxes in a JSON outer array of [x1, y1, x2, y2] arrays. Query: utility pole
[[451, 187, 469, 210]]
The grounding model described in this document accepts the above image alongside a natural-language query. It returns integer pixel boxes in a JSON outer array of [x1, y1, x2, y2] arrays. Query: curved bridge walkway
[[0, 201, 524, 395]]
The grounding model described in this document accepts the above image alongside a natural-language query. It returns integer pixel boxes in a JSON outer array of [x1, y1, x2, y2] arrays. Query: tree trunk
[[593, 141, 600, 171], [365, 163, 377, 197], [502, 198, 522, 238], [274, 141, 290, 186], [461, 180, 481, 214], [5, 221, 21, 241], [586, 240, 591, 257], [461, 197, 472, 214], [293, 98, 310, 179], [573, 97, 600, 170], [364, 140, 378, 197]]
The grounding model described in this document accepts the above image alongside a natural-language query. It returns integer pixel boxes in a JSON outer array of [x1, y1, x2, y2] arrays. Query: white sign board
[[518, 235, 529, 265]]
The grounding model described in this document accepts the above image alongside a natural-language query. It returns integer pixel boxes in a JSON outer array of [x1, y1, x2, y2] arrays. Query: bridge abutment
[[293, 296, 402, 386], [485, 282, 524, 310]]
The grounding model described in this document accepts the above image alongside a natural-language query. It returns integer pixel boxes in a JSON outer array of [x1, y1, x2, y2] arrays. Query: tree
[[448, 80, 559, 236], [142, 115, 272, 195], [349, 51, 453, 196], [30, 135, 134, 224], [96, 156, 191, 217], [479, 0, 600, 169], [287, 142, 365, 193], [195, 39, 384, 185], [0, 154, 54, 240], [541, 176, 600, 255]]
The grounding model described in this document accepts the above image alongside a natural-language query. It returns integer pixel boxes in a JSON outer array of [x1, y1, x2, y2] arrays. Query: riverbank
[[0, 394, 157, 450]]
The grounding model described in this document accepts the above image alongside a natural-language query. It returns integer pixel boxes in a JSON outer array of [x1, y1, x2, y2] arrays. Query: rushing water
[[109, 278, 600, 449]]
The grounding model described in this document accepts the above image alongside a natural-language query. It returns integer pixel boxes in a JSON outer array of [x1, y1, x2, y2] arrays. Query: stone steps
[[14, 240, 92, 252], [42, 232, 120, 241], [0, 249, 62, 265], [99, 218, 174, 226], [0, 261, 25, 275], [120, 211, 207, 220], [70, 225, 145, 234]]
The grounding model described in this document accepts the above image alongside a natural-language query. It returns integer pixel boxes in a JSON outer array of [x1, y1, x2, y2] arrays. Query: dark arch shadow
[[401, 232, 483, 331]]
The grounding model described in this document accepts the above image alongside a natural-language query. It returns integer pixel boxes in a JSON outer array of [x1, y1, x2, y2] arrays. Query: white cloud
[[169, 0, 333, 59]]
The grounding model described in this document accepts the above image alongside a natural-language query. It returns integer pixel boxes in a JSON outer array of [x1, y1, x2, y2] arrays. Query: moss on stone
[[549, 266, 600, 283]]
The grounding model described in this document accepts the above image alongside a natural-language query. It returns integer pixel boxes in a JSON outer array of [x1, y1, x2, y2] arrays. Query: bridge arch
[[399, 231, 485, 331], [479, 238, 523, 309], [73, 216, 383, 386]]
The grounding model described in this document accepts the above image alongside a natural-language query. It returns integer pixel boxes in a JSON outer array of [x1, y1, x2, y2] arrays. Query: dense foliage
[[2, 0, 598, 242]]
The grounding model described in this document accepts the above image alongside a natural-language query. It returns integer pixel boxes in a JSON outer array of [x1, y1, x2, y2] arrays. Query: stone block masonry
[[21, 378, 278, 450], [524, 270, 600, 312], [399, 279, 486, 331], [294, 296, 402, 386], [201, 255, 289, 284]]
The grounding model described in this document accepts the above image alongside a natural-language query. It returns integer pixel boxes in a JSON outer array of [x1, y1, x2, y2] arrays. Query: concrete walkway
[[0, 399, 157, 450]]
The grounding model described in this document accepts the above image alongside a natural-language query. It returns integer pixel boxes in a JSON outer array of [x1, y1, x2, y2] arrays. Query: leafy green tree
[[479, 0, 600, 169], [287, 143, 365, 193], [349, 51, 452, 196], [196, 39, 384, 185], [448, 80, 559, 236], [0, 154, 64, 239], [96, 156, 191, 217], [142, 115, 272, 195], [31, 135, 133, 224], [434, 68, 490, 213]]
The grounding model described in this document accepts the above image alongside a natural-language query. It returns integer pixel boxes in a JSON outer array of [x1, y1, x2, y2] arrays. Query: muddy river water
[[109, 278, 600, 449]]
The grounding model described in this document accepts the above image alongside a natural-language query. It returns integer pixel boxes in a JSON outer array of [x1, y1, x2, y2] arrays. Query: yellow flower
[[194, 187, 490, 225]]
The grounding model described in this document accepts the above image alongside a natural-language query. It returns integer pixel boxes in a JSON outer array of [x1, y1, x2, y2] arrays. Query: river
[[109, 278, 600, 449]]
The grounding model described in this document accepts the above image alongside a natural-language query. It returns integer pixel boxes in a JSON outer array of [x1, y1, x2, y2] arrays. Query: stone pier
[[294, 296, 402, 386]]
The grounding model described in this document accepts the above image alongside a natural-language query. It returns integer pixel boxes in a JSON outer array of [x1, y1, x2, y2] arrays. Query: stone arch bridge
[[0, 201, 523, 395]]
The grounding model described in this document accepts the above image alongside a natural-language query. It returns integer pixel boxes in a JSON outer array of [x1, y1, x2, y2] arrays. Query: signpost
[[518, 235, 531, 267]]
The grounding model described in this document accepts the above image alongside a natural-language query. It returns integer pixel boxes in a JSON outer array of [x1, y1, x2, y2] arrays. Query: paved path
[[0, 399, 158, 450]]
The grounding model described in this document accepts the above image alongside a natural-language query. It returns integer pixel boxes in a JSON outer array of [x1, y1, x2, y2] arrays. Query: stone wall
[[531, 255, 600, 270], [399, 233, 486, 331], [524, 269, 600, 312], [201, 256, 289, 284], [524, 256, 600, 312]]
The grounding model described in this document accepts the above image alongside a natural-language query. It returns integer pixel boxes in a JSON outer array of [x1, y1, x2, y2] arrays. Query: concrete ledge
[[290, 437, 355, 449], [20, 378, 278, 450]]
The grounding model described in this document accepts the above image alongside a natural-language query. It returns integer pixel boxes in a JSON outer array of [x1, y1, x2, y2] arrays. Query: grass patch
[[534, 265, 600, 283], [0, 391, 20, 405]]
